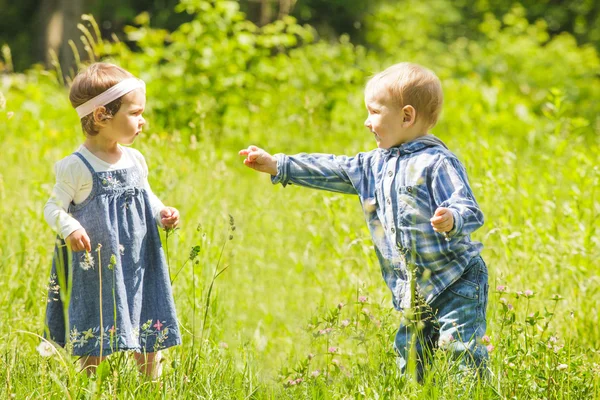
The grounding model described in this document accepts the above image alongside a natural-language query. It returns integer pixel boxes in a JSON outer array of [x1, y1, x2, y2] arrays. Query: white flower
[[36, 341, 56, 357], [557, 364, 568, 371], [80, 252, 94, 270]]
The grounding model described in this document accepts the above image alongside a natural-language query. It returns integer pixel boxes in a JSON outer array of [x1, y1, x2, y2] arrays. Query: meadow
[[0, 1, 599, 398]]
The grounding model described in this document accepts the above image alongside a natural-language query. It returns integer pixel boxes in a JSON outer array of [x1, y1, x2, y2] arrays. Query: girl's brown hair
[[69, 62, 133, 136]]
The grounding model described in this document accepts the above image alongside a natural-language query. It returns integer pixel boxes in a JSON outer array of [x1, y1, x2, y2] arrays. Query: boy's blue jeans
[[395, 255, 489, 378]]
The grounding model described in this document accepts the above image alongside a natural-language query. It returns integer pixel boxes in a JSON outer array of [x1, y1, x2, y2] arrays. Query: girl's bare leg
[[133, 351, 162, 379], [79, 355, 107, 375]]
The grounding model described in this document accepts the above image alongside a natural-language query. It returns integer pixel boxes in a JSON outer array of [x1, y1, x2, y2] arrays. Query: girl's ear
[[92, 106, 109, 127], [402, 105, 416, 127]]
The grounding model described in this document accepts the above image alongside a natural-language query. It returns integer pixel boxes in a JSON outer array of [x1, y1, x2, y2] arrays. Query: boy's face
[[364, 92, 408, 149]]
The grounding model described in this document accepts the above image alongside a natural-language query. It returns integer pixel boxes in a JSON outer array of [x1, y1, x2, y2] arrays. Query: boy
[[239, 62, 488, 377]]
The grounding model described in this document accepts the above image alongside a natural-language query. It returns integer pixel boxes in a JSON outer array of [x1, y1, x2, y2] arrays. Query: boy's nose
[[364, 118, 370, 128]]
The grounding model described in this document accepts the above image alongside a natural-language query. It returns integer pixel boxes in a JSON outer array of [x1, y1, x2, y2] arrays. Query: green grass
[[0, 3, 599, 397]]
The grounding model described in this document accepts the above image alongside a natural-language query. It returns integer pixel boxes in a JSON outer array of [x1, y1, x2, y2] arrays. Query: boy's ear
[[402, 105, 416, 126]]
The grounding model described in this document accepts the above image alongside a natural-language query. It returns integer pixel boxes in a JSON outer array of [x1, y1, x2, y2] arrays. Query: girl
[[43, 62, 181, 377]]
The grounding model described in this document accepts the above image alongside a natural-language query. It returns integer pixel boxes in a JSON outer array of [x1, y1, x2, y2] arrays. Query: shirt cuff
[[447, 209, 463, 238], [61, 220, 84, 240], [270, 154, 289, 186]]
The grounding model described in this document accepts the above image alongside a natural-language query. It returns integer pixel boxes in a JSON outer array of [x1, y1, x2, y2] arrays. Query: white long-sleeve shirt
[[44, 145, 165, 239]]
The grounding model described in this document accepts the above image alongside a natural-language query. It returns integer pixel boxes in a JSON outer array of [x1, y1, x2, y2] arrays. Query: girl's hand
[[160, 207, 180, 230], [430, 207, 454, 233], [238, 145, 278, 176], [66, 228, 91, 252]]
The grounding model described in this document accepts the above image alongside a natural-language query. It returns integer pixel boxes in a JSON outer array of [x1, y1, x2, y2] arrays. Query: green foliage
[[0, 0, 599, 397]]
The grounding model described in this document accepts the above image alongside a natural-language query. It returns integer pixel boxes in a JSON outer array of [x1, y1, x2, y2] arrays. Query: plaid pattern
[[272, 135, 484, 309]]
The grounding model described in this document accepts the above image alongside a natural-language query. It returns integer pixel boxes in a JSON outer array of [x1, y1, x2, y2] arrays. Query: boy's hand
[[66, 228, 91, 252], [238, 145, 278, 176], [430, 207, 454, 233], [160, 207, 180, 230]]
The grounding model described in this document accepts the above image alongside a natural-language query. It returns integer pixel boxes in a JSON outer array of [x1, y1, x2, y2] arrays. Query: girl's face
[[101, 88, 146, 145]]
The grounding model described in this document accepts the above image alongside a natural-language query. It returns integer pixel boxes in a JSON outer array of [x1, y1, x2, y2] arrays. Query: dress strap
[[72, 152, 96, 175]]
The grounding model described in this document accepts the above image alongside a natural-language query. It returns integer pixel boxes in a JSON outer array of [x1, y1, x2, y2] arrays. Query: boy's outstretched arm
[[239, 145, 363, 195]]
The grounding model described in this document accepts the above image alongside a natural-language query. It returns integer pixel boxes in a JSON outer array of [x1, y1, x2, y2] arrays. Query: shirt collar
[[380, 134, 448, 157]]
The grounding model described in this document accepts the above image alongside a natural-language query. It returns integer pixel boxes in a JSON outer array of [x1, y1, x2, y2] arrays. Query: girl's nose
[[364, 118, 370, 128]]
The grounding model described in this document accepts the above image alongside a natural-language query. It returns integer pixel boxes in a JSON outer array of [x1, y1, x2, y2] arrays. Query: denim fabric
[[45, 152, 181, 356], [272, 135, 484, 309], [394, 255, 489, 378]]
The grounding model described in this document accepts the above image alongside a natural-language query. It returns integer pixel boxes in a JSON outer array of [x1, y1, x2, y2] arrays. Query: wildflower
[[36, 341, 56, 357], [331, 359, 340, 366], [438, 334, 454, 349], [108, 325, 116, 335], [496, 285, 506, 292], [341, 319, 350, 328], [358, 296, 367, 303], [108, 254, 117, 270], [524, 289, 534, 298], [307, 353, 314, 360], [219, 342, 228, 349], [295, 378, 303, 384], [153, 320, 163, 330], [551, 294, 563, 301], [486, 344, 494, 353], [80, 252, 94, 270], [82, 328, 95, 339], [328, 347, 337, 354], [337, 302, 344, 309], [287, 379, 296, 386], [508, 304, 514, 310], [481, 335, 491, 345], [311, 370, 320, 377], [499, 297, 507, 305], [557, 364, 568, 371]]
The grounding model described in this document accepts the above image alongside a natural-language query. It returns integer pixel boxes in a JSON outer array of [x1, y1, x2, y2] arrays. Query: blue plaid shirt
[[272, 135, 484, 309]]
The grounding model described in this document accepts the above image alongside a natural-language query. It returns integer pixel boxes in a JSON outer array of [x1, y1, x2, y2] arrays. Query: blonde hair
[[365, 62, 443, 128], [69, 62, 134, 136]]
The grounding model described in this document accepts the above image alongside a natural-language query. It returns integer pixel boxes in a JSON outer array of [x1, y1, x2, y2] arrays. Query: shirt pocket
[[396, 184, 432, 225]]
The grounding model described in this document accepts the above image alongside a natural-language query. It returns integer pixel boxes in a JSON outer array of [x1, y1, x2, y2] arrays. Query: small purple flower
[[358, 296, 367, 303], [524, 290, 534, 298], [487, 344, 494, 353], [311, 370, 320, 377], [508, 304, 514, 310], [338, 302, 344, 309], [328, 347, 337, 354], [481, 335, 491, 345], [496, 285, 506, 292], [341, 319, 350, 328]]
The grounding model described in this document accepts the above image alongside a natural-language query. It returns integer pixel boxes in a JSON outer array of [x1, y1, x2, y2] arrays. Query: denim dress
[[45, 152, 181, 357]]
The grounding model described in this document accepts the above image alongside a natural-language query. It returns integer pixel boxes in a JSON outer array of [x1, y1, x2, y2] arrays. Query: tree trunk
[[59, 0, 83, 78]]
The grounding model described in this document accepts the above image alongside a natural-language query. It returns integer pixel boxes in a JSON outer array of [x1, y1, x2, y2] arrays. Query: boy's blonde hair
[[69, 62, 134, 136], [366, 62, 443, 128]]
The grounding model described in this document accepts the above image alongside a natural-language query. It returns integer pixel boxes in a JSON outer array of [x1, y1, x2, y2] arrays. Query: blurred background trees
[[1, 0, 599, 72]]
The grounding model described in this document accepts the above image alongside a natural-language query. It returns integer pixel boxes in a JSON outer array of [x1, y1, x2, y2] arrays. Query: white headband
[[75, 78, 146, 119]]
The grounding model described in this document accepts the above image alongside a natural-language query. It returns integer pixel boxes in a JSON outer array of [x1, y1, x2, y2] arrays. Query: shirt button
[[386, 198, 391, 205], [407, 186, 413, 193], [388, 171, 393, 177], [391, 227, 396, 234]]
